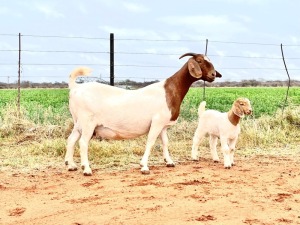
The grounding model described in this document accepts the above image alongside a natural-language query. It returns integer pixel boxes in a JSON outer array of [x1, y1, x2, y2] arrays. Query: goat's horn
[[179, 52, 198, 59]]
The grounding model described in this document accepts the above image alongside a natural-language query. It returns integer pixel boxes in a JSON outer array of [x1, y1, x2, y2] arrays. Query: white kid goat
[[191, 98, 252, 169], [65, 53, 222, 175]]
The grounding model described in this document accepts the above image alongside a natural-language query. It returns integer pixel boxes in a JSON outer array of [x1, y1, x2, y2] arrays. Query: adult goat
[[65, 53, 222, 175]]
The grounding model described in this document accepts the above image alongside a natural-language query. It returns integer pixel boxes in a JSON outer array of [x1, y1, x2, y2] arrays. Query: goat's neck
[[164, 63, 198, 121], [227, 109, 240, 126]]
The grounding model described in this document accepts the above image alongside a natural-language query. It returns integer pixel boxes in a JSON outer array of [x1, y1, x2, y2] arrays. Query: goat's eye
[[239, 103, 245, 106]]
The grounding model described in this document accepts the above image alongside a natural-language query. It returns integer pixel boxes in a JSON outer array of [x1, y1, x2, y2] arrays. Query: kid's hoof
[[166, 163, 175, 167], [83, 172, 92, 176], [141, 170, 150, 175]]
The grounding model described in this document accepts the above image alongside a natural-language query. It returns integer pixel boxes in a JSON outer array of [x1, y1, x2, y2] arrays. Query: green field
[[181, 87, 300, 120], [0, 87, 299, 123], [0, 87, 300, 171]]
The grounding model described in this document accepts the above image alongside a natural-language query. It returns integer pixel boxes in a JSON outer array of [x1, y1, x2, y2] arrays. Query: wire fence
[[0, 33, 300, 84]]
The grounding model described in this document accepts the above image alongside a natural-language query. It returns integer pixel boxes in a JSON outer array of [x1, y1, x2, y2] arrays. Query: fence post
[[202, 39, 208, 101], [17, 33, 21, 117], [110, 33, 114, 86], [280, 43, 291, 116]]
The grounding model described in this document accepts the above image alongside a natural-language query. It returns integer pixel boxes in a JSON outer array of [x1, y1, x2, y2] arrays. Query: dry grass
[[1, 105, 300, 172]]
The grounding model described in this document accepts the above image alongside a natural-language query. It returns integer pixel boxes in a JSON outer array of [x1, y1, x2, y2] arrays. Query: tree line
[[0, 79, 299, 89]]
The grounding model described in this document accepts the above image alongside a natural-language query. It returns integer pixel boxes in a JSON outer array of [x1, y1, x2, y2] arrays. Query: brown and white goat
[[65, 53, 222, 175], [191, 98, 252, 169]]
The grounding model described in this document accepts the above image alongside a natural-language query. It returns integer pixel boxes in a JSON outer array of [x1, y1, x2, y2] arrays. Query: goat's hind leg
[[160, 127, 175, 167], [79, 127, 95, 176], [191, 129, 205, 161], [65, 126, 81, 171]]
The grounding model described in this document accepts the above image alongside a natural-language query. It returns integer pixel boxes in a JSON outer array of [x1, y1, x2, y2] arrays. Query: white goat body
[[65, 53, 222, 175], [69, 81, 175, 140], [191, 98, 252, 169], [196, 105, 241, 141]]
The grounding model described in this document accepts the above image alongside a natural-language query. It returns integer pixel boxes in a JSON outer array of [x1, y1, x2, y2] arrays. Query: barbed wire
[[1, 49, 300, 60], [1, 33, 300, 46], [1, 61, 300, 71], [0, 33, 299, 83]]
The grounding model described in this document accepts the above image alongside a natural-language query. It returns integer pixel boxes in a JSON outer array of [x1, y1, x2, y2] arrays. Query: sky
[[0, 0, 299, 83]]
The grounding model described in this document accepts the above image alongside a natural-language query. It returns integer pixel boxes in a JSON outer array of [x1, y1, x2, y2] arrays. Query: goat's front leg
[[140, 122, 164, 174], [209, 135, 220, 162], [65, 126, 81, 171], [220, 137, 231, 169], [160, 127, 175, 167], [228, 137, 238, 166]]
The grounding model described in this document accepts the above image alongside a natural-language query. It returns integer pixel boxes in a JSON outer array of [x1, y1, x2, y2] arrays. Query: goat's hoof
[[68, 167, 78, 171], [224, 166, 231, 169], [166, 163, 175, 167], [213, 160, 220, 163], [83, 172, 92, 176], [141, 170, 150, 175]]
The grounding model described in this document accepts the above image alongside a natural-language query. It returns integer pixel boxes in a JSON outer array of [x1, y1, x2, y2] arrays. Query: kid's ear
[[233, 101, 244, 117]]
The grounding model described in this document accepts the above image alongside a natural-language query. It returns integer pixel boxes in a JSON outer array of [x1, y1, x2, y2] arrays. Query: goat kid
[[191, 98, 252, 169], [65, 53, 222, 175]]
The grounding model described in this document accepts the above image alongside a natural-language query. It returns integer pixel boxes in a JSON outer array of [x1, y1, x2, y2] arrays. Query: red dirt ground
[[1, 155, 300, 225]]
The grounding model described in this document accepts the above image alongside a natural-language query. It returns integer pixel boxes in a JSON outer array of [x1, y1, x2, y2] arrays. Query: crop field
[[1, 86, 300, 225], [1, 87, 300, 123]]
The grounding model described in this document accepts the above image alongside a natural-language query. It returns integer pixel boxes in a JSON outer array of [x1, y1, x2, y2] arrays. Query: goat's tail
[[68, 67, 92, 89], [198, 101, 206, 117]]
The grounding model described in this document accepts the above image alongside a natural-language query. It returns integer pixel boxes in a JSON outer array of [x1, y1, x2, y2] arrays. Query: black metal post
[[110, 33, 114, 86]]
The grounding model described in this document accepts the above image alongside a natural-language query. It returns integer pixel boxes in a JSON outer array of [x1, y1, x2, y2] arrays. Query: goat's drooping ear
[[188, 58, 202, 78], [233, 101, 244, 117]]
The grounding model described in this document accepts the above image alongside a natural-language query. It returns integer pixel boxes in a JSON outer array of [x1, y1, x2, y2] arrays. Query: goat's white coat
[[65, 53, 222, 175], [69, 81, 175, 139], [67, 80, 176, 175], [191, 99, 251, 168]]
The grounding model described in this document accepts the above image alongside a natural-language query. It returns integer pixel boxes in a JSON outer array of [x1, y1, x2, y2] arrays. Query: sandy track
[[1, 155, 300, 225]]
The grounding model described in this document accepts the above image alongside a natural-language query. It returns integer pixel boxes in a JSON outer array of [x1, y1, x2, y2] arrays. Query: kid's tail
[[198, 101, 206, 117]]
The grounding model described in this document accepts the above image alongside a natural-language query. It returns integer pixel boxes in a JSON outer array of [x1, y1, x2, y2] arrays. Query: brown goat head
[[179, 52, 222, 82]]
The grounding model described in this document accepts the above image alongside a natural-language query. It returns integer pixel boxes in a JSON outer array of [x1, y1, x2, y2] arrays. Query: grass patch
[[1, 103, 300, 172]]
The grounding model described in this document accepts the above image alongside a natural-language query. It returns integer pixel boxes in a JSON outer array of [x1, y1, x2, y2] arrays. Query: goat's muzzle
[[216, 71, 222, 78], [245, 109, 252, 115], [205, 70, 222, 82]]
